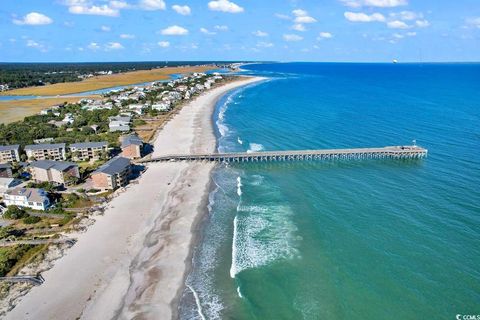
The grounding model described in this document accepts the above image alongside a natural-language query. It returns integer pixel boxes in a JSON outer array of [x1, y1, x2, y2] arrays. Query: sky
[[0, 0, 479, 62]]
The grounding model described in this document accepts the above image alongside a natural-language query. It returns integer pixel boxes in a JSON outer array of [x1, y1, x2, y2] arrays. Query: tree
[[3, 206, 28, 220]]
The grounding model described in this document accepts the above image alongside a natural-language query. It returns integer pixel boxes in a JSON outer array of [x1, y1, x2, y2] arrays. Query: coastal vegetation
[[0, 96, 99, 125], [0, 61, 223, 91], [1, 65, 215, 96]]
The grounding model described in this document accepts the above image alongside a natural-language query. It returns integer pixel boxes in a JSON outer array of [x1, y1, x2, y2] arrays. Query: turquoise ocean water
[[179, 63, 480, 319]]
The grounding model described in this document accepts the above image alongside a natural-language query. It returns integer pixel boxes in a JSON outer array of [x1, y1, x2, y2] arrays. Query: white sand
[[6, 76, 264, 320]]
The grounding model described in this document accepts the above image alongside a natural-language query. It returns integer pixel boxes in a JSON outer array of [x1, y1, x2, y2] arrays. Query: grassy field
[[0, 65, 215, 96], [0, 96, 99, 124]]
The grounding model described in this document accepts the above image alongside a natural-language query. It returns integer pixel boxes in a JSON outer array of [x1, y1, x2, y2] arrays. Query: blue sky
[[1, 0, 479, 62]]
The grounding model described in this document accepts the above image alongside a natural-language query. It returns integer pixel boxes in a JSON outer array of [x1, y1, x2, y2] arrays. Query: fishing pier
[[139, 145, 427, 164]]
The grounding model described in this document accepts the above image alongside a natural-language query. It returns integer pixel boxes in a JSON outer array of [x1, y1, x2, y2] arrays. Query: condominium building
[[25, 143, 67, 161], [120, 134, 144, 159], [29, 160, 80, 186], [70, 141, 108, 161], [91, 157, 131, 190], [0, 145, 20, 163]]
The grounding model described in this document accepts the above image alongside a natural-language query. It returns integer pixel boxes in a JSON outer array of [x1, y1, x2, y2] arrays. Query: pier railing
[[139, 145, 427, 164]]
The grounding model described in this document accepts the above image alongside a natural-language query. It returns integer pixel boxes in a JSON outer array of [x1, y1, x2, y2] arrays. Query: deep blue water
[[179, 63, 480, 319]]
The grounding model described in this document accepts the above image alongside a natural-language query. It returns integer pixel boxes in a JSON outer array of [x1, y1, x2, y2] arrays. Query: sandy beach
[[5, 76, 264, 320]]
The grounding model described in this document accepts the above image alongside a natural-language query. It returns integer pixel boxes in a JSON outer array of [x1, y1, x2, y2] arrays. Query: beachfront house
[[25, 143, 67, 161], [70, 141, 108, 161], [91, 157, 131, 190], [109, 116, 131, 132], [0, 164, 13, 178], [3, 187, 50, 211], [0, 145, 21, 163], [120, 134, 144, 159], [29, 160, 80, 186], [151, 102, 171, 112]]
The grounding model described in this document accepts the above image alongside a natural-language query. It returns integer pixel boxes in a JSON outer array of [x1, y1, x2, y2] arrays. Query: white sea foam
[[250, 175, 264, 186], [236, 176, 243, 197], [230, 215, 239, 278], [237, 137, 243, 145], [230, 204, 299, 278], [247, 143, 264, 153], [237, 286, 243, 298], [187, 284, 207, 320]]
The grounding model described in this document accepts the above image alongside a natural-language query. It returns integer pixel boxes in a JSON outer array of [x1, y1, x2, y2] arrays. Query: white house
[[3, 188, 50, 211]]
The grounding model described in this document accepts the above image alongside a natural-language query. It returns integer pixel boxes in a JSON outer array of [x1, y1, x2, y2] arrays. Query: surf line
[[187, 284, 207, 320]]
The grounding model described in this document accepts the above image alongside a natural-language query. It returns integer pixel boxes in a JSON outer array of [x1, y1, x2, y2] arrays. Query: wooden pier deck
[[139, 145, 427, 164]]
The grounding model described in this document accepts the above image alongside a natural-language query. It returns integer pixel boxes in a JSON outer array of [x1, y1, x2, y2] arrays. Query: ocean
[[179, 63, 480, 319]]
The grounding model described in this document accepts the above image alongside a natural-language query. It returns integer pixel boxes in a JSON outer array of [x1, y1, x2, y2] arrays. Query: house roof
[[94, 157, 130, 176], [25, 143, 66, 151], [0, 145, 19, 152], [121, 134, 143, 148], [70, 141, 107, 149], [108, 116, 131, 123], [6, 187, 49, 203], [29, 160, 77, 172]]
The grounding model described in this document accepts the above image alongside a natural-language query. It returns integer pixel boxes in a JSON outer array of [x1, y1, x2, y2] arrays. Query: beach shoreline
[[5, 76, 265, 319]]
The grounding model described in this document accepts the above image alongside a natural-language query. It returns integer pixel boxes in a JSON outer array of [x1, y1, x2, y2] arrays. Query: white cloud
[[344, 11, 385, 22], [158, 41, 170, 47], [87, 42, 101, 50], [101, 25, 111, 32], [318, 32, 333, 39], [275, 13, 291, 20], [69, 4, 119, 17], [160, 25, 189, 35], [340, 0, 407, 7], [110, 0, 129, 9], [406, 31, 416, 36], [257, 41, 274, 48], [292, 9, 317, 24], [172, 4, 191, 15], [214, 25, 229, 31], [415, 19, 430, 27], [139, 0, 166, 10], [283, 34, 303, 41], [292, 24, 306, 32], [393, 33, 404, 39], [105, 41, 124, 50], [13, 12, 53, 25], [387, 20, 409, 29], [26, 39, 44, 50], [466, 17, 480, 28], [120, 33, 135, 39], [200, 27, 216, 35], [390, 10, 421, 21], [363, 0, 407, 7], [208, 0, 244, 13], [253, 30, 268, 37]]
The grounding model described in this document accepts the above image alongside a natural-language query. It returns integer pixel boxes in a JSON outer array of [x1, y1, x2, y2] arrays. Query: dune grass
[[0, 96, 99, 124], [1, 65, 214, 96]]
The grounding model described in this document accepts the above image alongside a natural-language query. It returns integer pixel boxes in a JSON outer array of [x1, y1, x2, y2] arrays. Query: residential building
[[3, 187, 50, 211], [0, 178, 22, 194], [109, 116, 131, 132], [0, 145, 20, 163], [91, 157, 131, 190], [29, 160, 80, 186], [70, 141, 108, 161], [25, 143, 67, 161], [0, 164, 13, 178], [121, 134, 144, 159]]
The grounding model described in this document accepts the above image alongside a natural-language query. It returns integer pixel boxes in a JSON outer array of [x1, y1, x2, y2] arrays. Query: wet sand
[[5, 76, 264, 319]]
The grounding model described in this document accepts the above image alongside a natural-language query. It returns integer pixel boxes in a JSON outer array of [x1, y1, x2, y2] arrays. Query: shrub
[[3, 206, 28, 220], [23, 216, 41, 224]]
